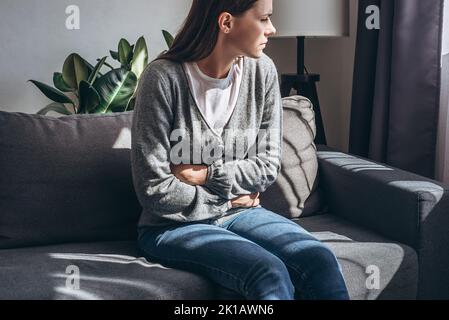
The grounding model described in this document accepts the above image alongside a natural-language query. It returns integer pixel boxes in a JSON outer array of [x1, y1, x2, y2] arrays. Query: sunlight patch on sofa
[[388, 181, 445, 200], [51, 273, 168, 292], [48, 253, 170, 269], [54, 286, 102, 300], [317, 151, 394, 172], [112, 127, 131, 149], [333, 243, 406, 300]]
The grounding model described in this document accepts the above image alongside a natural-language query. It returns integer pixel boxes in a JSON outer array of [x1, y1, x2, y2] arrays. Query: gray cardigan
[[131, 53, 283, 228]]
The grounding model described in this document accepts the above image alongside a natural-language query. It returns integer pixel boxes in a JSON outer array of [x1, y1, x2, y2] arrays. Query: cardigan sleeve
[[204, 58, 283, 200], [131, 64, 232, 224]]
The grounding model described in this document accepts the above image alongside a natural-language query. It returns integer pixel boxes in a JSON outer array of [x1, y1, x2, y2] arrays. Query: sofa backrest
[[0, 111, 141, 249], [0, 96, 325, 249]]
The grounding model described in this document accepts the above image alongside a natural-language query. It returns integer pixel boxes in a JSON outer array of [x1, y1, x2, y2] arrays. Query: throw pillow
[[260, 95, 327, 218]]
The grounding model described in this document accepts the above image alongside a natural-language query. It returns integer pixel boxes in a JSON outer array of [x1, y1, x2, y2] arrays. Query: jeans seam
[[240, 258, 268, 298], [283, 256, 316, 299], [138, 242, 246, 294]]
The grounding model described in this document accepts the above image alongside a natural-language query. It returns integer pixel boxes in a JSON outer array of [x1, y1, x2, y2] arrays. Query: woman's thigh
[[137, 221, 290, 297], [215, 207, 349, 299], [216, 207, 318, 251], [216, 207, 338, 271]]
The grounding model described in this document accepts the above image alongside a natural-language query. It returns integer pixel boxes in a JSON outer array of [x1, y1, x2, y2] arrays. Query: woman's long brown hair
[[154, 0, 258, 63]]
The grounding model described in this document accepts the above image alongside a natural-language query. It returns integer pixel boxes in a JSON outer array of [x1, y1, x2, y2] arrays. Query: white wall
[[436, 0, 449, 183], [266, 0, 358, 152], [443, 0, 449, 55], [0, 0, 191, 113]]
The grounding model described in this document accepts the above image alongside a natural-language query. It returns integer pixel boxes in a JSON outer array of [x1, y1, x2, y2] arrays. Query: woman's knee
[[288, 240, 349, 300], [244, 252, 295, 299], [290, 240, 340, 271], [250, 253, 290, 278]]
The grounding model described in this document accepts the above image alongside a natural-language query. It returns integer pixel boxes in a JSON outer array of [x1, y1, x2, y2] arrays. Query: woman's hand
[[170, 163, 208, 186], [170, 163, 260, 208], [230, 192, 260, 208]]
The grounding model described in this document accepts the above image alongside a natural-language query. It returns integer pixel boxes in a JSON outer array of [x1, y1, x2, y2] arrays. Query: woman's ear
[[218, 12, 233, 34]]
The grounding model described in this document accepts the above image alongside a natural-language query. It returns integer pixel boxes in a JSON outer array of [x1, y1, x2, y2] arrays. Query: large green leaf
[[62, 53, 89, 90], [118, 39, 133, 67], [93, 68, 137, 113], [53, 72, 73, 92], [131, 36, 148, 79], [79, 80, 100, 114], [28, 80, 74, 104], [87, 56, 107, 85], [37, 102, 73, 115], [162, 30, 174, 48]]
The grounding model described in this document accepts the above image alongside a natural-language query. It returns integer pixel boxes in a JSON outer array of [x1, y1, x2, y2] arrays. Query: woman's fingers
[[230, 192, 261, 208], [248, 192, 259, 199]]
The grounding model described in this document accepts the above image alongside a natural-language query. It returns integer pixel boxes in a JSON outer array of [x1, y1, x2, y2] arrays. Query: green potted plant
[[30, 30, 174, 116]]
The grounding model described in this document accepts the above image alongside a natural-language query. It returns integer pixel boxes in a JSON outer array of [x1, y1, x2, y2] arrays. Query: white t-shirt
[[183, 57, 244, 136]]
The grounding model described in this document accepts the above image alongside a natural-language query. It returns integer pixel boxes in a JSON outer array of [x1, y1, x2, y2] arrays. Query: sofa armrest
[[316, 144, 449, 298]]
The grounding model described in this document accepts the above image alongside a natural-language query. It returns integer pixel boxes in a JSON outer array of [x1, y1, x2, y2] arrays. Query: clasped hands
[[170, 163, 259, 208]]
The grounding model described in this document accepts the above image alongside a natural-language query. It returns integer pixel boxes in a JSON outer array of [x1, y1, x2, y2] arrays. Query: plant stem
[[97, 59, 114, 70]]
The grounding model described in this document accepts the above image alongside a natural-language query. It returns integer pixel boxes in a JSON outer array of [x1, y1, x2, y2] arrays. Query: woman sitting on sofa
[[130, 0, 349, 300]]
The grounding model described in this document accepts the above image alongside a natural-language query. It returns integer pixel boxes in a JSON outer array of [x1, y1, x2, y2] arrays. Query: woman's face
[[227, 0, 276, 58]]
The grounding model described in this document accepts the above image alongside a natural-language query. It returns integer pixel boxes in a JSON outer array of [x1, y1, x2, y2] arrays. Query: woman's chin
[[247, 49, 264, 59]]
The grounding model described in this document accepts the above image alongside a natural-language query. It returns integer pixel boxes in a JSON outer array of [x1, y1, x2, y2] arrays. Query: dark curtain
[[349, 0, 444, 178]]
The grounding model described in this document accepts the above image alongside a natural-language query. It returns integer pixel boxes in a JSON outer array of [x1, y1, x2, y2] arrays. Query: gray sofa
[[0, 102, 448, 300]]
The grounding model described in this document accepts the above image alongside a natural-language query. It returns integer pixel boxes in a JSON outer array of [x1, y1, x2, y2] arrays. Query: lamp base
[[281, 73, 327, 145]]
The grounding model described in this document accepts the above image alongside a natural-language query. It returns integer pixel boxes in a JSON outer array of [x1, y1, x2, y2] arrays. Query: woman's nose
[[268, 21, 276, 36]]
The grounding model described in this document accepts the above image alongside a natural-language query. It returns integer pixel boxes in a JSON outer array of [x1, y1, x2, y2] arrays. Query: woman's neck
[[196, 41, 241, 79]]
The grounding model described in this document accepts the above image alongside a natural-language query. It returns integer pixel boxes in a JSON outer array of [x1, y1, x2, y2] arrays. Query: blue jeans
[[137, 206, 350, 300]]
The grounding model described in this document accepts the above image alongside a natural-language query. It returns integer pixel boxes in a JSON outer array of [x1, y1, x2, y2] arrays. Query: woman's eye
[[261, 18, 269, 22]]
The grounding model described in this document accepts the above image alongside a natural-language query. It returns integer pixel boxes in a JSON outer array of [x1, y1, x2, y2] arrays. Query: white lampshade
[[271, 0, 350, 38]]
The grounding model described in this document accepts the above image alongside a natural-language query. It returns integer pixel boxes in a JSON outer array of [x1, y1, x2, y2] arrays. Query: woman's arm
[[169, 163, 260, 208], [203, 58, 283, 200], [131, 65, 231, 223]]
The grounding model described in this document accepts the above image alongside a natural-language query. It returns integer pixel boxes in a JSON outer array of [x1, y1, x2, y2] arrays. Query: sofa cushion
[[0, 240, 240, 299], [0, 111, 141, 249], [296, 214, 418, 300], [0, 215, 418, 300], [260, 95, 326, 218]]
